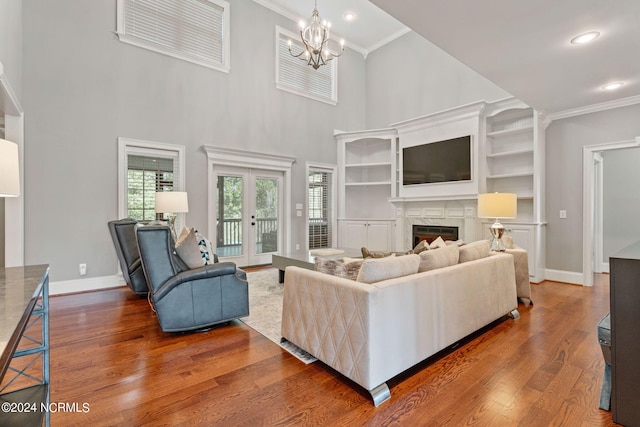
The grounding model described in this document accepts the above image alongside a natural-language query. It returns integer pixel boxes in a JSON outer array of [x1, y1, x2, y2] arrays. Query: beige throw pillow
[[356, 254, 420, 284], [361, 247, 394, 258], [175, 227, 205, 269], [418, 244, 460, 272], [458, 240, 491, 263], [429, 236, 447, 249]]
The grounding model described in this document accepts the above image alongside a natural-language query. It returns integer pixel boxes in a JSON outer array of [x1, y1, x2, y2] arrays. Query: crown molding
[[365, 27, 411, 56], [549, 94, 640, 121]]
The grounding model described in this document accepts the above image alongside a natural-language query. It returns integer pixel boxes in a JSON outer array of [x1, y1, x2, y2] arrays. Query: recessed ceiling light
[[602, 82, 624, 91], [570, 31, 600, 44], [343, 11, 356, 22]]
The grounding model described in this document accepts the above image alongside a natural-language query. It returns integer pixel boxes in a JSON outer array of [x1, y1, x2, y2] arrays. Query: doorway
[[214, 166, 282, 266]]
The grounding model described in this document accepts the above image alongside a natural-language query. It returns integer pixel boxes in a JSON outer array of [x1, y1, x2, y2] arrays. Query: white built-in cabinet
[[482, 98, 547, 281], [335, 128, 397, 251]]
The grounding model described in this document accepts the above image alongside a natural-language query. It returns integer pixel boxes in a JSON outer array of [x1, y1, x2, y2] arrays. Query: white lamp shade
[[477, 193, 517, 219], [155, 191, 189, 213], [0, 138, 20, 197]]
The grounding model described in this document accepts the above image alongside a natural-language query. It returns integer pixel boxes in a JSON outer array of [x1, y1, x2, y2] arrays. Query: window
[[275, 26, 337, 105], [118, 138, 186, 224], [307, 165, 336, 249], [116, 0, 230, 72]]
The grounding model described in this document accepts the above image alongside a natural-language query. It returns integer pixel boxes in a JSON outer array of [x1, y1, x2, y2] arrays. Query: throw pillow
[[356, 254, 420, 284], [418, 244, 459, 272], [361, 247, 393, 258], [175, 228, 205, 269], [502, 235, 514, 249], [413, 240, 430, 254], [458, 240, 491, 263], [195, 229, 216, 265], [315, 257, 364, 280], [429, 236, 447, 249]]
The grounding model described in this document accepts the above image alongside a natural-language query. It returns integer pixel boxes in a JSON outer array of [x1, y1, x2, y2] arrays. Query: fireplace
[[412, 225, 459, 247]]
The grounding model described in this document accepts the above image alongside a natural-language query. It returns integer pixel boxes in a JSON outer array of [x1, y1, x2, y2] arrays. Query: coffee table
[[272, 249, 359, 283]]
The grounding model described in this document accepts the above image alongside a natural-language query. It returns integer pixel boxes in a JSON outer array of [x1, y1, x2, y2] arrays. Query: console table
[[0, 265, 50, 427]]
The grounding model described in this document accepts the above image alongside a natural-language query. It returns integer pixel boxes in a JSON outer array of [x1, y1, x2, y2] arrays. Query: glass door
[[214, 167, 282, 266]]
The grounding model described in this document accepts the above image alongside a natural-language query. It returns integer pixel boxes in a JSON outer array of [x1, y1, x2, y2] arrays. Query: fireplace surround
[[412, 225, 459, 247]]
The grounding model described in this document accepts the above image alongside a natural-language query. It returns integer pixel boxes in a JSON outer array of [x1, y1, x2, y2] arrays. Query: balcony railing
[[216, 217, 278, 247]]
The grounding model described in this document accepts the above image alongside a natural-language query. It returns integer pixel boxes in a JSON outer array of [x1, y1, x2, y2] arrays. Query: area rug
[[241, 268, 316, 364]]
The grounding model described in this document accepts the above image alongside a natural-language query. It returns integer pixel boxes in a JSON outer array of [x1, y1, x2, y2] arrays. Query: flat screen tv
[[402, 136, 471, 185]]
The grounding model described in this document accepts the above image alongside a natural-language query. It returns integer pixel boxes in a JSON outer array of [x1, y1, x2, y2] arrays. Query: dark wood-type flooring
[[48, 272, 618, 426]]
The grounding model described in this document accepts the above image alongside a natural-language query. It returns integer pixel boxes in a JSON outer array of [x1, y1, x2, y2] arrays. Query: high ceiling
[[262, 0, 640, 115]]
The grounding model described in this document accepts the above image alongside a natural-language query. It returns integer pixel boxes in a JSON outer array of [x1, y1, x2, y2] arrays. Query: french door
[[214, 166, 283, 266]]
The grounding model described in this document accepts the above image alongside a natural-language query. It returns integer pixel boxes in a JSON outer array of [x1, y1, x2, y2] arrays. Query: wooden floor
[[48, 274, 618, 426]]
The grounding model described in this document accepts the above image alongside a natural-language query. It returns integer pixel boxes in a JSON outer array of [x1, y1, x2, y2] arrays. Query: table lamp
[[0, 138, 20, 197], [155, 191, 189, 236], [477, 192, 517, 252]]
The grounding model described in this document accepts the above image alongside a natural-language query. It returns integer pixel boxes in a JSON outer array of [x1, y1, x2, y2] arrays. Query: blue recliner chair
[[108, 218, 149, 296], [136, 225, 249, 332]]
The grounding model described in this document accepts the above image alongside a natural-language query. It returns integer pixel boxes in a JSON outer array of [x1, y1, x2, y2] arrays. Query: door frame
[[582, 137, 640, 286], [204, 146, 296, 260]]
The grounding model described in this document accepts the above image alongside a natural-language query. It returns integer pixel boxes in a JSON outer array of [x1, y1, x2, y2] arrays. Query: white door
[[214, 166, 283, 267]]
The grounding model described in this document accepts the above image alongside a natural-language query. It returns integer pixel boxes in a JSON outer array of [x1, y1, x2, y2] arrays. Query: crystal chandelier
[[288, 0, 344, 70]]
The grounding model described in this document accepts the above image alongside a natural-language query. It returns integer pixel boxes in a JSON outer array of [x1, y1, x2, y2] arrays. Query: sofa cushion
[[429, 236, 447, 249], [356, 254, 420, 284], [418, 244, 459, 272], [315, 257, 364, 281], [175, 227, 205, 269], [458, 240, 491, 263]]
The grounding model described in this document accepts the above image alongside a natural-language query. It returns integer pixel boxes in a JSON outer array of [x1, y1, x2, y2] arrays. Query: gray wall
[[21, 0, 366, 281], [0, 0, 22, 98], [546, 104, 640, 273], [365, 31, 510, 129], [603, 146, 640, 261]]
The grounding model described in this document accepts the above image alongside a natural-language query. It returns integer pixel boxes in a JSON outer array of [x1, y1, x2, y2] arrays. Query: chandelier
[[288, 0, 344, 70]]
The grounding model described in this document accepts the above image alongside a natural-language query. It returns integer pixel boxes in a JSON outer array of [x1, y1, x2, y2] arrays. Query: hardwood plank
[[48, 274, 619, 426]]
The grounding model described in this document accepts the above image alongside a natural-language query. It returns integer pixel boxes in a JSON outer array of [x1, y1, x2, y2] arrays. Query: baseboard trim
[[545, 269, 584, 285], [50, 274, 125, 295]]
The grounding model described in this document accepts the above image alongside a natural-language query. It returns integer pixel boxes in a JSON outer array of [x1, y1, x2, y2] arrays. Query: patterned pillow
[[175, 228, 205, 269], [195, 229, 216, 265], [361, 247, 393, 258], [315, 257, 364, 280]]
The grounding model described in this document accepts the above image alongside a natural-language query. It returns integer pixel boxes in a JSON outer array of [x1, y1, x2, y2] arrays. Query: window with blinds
[[116, 0, 230, 72], [118, 138, 185, 223], [308, 169, 333, 249], [276, 26, 337, 105], [126, 155, 175, 221]]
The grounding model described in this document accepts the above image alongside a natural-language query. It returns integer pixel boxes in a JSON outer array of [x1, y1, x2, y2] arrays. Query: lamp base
[[167, 214, 177, 238], [489, 219, 506, 252]]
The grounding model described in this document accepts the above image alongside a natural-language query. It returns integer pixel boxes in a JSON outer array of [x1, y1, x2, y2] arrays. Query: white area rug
[[241, 268, 316, 364]]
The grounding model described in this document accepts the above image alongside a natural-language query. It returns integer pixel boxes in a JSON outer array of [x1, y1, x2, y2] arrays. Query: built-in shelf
[[486, 148, 534, 158], [345, 162, 392, 168], [486, 125, 533, 138], [487, 172, 534, 179], [345, 181, 393, 186]]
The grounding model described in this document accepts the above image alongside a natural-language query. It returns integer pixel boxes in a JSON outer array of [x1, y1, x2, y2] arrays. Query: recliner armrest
[[154, 262, 241, 301]]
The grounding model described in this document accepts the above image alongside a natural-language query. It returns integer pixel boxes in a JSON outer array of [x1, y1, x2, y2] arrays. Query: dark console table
[[0, 265, 50, 427], [610, 243, 640, 426]]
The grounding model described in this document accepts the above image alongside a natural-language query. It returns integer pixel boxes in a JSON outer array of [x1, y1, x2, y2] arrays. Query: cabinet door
[[342, 221, 368, 250], [366, 222, 391, 251]]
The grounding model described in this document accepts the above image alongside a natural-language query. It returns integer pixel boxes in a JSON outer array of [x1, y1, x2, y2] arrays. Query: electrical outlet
[[79, 263, 87, 276], [296, 244, 300, 250], [560, 210, 567, 219]]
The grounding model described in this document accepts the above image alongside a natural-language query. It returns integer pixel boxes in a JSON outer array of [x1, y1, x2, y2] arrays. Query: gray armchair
[[108, 218, 149, 295], [136, 225, 249, 332]]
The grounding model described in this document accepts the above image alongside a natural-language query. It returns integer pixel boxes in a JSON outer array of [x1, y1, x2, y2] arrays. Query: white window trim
[[305, 162, 337, 250], [117, 137, 186, 228], [115, 0, 231, 73], [275, 25, 338, 106]]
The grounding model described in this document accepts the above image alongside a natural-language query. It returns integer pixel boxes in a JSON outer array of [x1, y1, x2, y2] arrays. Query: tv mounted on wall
[[402, 135, 472, 185]]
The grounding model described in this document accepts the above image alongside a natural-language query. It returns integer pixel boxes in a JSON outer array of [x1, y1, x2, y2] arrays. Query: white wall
[[546, 104, 640, 273], [603, 146, 640, 260], [365, 31, 511, 128], [21, 0, 366, 281]]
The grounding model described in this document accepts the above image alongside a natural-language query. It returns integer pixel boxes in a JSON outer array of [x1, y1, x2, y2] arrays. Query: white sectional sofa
[[281, 247, 518, 406]]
